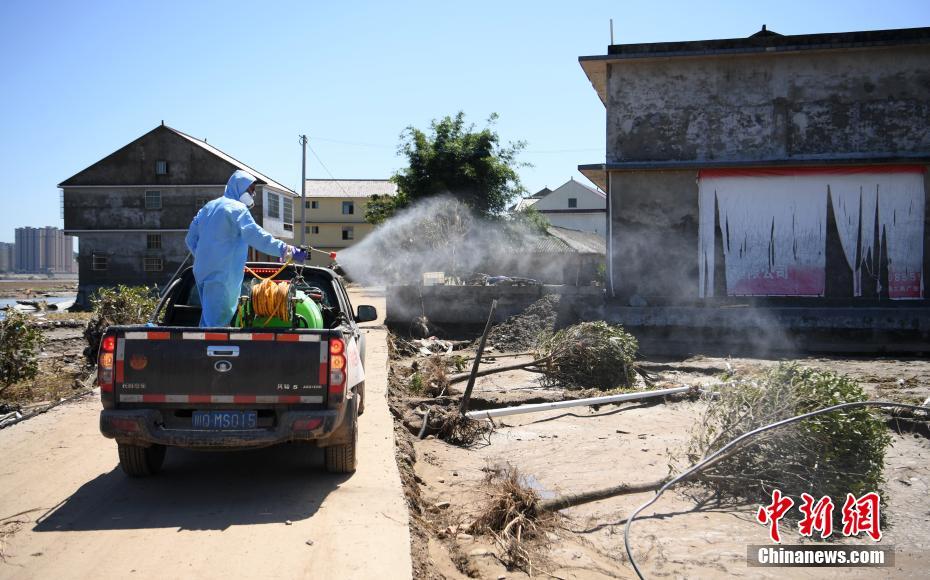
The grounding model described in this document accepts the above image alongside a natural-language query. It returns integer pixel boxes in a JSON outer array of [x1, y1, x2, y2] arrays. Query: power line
[[306, 142, 354, 199]]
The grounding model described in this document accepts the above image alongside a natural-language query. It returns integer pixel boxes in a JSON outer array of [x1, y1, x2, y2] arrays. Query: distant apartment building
[[12, 227, 76, 274], [0, 242, 14, 272], [300, 179, 398, 265], [59, 123, 296, 306]]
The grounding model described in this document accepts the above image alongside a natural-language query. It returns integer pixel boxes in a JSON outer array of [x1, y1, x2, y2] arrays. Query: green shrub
[[0, 311, 46, 395], [537, 321, 639, 389], [686, 363, 891, 522], [84, 285, 159, 363], [409, 372, 424, 394]]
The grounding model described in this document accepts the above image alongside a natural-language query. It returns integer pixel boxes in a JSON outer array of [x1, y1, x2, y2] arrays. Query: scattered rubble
[[486, 295, 560, 352], [387, 293, 930, 577]]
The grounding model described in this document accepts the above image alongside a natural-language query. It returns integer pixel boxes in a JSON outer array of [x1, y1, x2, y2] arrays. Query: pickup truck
[[96, 263, 377, 477]]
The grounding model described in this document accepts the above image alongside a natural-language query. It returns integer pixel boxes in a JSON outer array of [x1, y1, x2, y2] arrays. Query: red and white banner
[[698, 166, 925, 299]]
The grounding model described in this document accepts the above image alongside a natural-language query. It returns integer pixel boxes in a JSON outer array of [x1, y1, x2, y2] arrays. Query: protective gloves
[[280, 245, 308, 264]]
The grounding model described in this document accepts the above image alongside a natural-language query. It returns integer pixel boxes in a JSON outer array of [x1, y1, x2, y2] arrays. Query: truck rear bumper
[[100, 407, 349, 449]]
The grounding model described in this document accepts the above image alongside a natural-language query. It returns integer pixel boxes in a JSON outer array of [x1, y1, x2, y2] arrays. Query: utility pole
[[299, 134, 308, 245]]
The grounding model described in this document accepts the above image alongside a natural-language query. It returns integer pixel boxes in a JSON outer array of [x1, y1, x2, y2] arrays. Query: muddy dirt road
[[0, 289, 410, 579]]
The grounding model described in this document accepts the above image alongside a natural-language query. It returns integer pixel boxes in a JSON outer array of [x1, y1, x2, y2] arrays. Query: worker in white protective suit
[[186, 170, 307, 327]]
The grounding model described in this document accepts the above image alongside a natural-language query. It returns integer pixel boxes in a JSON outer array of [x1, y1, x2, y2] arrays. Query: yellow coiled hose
[[251, 278, 291, 322], [243, 260, 292, 324]]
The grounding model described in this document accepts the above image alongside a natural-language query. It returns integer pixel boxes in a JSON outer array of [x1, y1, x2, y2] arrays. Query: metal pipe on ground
[[464, 386, 695, 420]]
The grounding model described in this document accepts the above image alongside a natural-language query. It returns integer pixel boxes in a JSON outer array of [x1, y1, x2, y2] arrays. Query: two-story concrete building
[[59, 123, 297, 306], [300, 179, 397, 265], [577, 26, 930, 351]]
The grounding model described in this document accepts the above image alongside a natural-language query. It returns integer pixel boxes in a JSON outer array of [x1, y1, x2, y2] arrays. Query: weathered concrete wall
[[603, 306, 930, 355], [609, 170, 699, 300], [540, 212, 606, 236], [607, 165, 930, 303], [385, 285, 604, 326], [75, 231, 188, 306], [64, 186, 223, 230], [606, 45, 930, 163], [385, 283, 930, 354]]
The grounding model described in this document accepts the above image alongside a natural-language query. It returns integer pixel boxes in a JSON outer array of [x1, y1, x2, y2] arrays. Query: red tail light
[[98, 334, 118, 411], [328, 338, 347, 404]]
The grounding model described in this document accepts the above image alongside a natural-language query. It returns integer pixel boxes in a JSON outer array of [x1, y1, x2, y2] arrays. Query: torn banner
[[698, 167, 925, 299]]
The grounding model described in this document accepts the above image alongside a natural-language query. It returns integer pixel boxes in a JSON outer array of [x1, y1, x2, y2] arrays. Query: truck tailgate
[[114, 329, 330, 406]]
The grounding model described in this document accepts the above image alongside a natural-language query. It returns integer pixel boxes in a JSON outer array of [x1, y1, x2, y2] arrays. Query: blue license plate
[[192, 411, 258, 430]]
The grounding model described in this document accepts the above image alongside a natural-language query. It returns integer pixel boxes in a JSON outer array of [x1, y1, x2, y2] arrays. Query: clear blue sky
[[1, 0, 928, 242]]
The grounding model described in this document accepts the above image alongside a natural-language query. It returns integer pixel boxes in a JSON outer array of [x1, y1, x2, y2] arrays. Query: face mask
[[239, 192, 255, 208]]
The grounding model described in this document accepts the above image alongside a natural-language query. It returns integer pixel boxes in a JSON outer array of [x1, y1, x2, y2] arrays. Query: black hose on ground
[[624, 401, 930, 580]]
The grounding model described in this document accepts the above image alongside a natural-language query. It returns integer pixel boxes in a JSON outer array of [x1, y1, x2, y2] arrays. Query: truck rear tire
[[324, 398, 358, 474], [117, 443, 166, 477]]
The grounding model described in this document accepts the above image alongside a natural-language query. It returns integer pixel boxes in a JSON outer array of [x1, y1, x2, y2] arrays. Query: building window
[[92, 254, 108, 271], [144, 257, 163, 272], [342, 201, 355, 215], [267, 193, 280, 218], [342, 226, 354, 241], [147, 234, 161, 250], [145, 190, 162, 210], [312, 226, 320, 234], [568, 198, 578, 208], [155, 160, 168, 175], [283, 196, 293, 224], [312, 201, 319, 209]]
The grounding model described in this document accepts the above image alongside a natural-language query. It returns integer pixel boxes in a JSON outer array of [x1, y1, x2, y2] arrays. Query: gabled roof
[[554, 177, 605, 199], [531, 187, 551, 199], [165, 126, 294, 193], [547, 226, 606, 254], [304, 179, 398, 198], [510, 197, 539, 212], [58, 124, 295, 194]]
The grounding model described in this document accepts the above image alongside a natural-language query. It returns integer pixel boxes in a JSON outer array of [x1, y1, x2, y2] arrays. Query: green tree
[[365, 112, 527, 224], [509, 205, 550, 235], [0, 311, 46, 395], [83, 285, 160, 364]]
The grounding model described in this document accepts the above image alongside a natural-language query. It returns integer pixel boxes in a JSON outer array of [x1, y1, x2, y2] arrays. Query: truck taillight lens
[[98, 334, 115, 396], [328, 338, 346, 402]]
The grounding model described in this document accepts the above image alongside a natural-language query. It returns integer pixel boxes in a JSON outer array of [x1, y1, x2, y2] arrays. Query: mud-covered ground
[[0, 278, 77, 298], [389, 336, 930, 579], [0, 314, 92, 425]]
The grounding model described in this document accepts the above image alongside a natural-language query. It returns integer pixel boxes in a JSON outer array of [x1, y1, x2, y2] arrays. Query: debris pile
[[472, 466, 553, 569], [421, 405, 491, 447], [465, 273, 541, 287], [537, 321, 640, 389], [487, 295, 560, 352], [409, 356, 450, 398], [683, 363, 892, 522]]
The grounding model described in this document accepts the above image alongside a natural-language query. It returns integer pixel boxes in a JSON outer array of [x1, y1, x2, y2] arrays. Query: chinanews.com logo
[[747, 489, 894, 568]]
